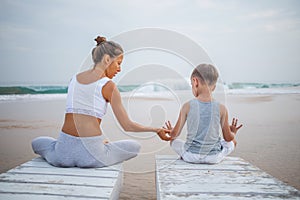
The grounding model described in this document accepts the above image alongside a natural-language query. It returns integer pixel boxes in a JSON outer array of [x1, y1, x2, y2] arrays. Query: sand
[[0, 92, 299, 199]]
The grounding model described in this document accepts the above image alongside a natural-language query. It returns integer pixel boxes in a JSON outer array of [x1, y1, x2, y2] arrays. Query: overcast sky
[[0, 0, 300, 85]]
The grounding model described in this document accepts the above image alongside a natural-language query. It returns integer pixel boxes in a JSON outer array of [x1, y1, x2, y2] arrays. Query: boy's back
[[185, 99, 222, 156], [165, 64, 242, 164]]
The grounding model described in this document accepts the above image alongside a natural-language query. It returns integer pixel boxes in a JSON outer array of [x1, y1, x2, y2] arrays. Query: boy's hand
[[157, 128, 171, 141], [230, 118, 243, 133], [164, 121, 173, 130]]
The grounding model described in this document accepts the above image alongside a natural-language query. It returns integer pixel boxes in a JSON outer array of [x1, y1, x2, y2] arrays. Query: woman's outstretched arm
[[102, 81, 170, 140]]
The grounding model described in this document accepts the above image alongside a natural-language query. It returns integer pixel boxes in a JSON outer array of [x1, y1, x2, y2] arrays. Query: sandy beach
[[0, 91, 299, 199]]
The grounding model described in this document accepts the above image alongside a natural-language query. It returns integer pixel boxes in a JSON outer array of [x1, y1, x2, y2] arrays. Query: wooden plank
[[0, 193, 92, 200], [160, 183, 293, 194], [157, 160, 258, 171], [0, 157, 123, 200], [110, 170, 123, 200], [22, 157, 122, 172], [0, 173, 117, 187], [158, 193, 300, 200], [156, 155, 242, 161], [7, 166, 120, 178], [0, 182, 113, 198], [156, 155, 300, 200], [158, 170, 279, 185], [156, 155, 247, 165]]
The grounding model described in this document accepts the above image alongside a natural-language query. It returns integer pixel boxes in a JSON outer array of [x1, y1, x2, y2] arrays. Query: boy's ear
[[211, 84, 216, 91], [192, 77, 199, 87]]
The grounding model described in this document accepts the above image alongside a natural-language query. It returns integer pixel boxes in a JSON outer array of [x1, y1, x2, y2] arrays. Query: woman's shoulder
[[102, 78, 115, 88], [75, 70, 111, 85], [101, 79, 119, 102], [99, 76, 112, 84], [75, 71, 97, 85]]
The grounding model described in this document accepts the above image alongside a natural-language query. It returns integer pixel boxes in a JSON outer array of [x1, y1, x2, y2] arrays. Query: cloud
[[237, 7, 300, 32], [264, 19, 300, 32], [0, 24, 39, 38], [243, 9, 281, 20], [1, 0, 300, 84], [193, 0, 236, 10]]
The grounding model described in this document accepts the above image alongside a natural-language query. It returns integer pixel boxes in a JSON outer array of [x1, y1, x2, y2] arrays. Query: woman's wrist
[[153, 127, 160, 133]]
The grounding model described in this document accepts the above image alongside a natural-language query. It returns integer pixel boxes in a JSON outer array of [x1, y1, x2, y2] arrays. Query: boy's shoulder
[[181, 101, 191, 115], [187, 99, 227, 111], [218, 102, 226, 109], [188, 98, 223, 105], [219, 103, 228, 116], [182, 101, 190, 108]]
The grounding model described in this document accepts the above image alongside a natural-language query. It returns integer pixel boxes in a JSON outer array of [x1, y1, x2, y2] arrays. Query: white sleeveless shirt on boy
[[184, 99, 222, 155]]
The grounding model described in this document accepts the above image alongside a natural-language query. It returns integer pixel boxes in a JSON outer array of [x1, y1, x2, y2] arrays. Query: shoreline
[[0, 92, 299, 199]]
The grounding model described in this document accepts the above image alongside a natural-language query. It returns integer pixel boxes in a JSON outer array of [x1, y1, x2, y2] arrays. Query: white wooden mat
[[156, 155, 300, 200], [0, 157, 123, 200]]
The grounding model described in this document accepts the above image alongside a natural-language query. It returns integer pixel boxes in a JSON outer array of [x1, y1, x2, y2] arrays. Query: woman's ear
[[103, 54, 111, 65]]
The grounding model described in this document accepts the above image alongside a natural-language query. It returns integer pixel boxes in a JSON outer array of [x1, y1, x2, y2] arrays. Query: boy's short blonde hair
[[191, 64, 219, 86]]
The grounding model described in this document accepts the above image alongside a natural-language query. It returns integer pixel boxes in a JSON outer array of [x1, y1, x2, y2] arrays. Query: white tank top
[[65, 74, 111, 119]]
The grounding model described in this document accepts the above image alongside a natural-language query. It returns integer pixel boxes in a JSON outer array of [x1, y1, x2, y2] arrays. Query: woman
[[32, 36, 170, 168]]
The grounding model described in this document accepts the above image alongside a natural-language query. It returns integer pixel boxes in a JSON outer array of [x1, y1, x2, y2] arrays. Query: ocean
[[0, 82, 299, 102]]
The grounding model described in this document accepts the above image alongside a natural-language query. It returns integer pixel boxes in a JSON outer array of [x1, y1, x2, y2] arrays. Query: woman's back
[[62, 70, 110, 137]]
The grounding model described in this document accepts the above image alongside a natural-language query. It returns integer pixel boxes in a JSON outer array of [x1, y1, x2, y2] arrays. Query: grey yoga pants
[[31, 131, 141, 168]]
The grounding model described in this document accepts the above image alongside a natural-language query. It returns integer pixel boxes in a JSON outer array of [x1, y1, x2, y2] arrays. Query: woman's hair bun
[[94, 36, 106, 46]]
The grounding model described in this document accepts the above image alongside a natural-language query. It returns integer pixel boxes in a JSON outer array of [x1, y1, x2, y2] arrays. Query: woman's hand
[[157, 128, 171, 141]]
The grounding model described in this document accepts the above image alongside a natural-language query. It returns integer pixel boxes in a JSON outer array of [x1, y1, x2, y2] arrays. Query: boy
[[165, 64, 242, 164]]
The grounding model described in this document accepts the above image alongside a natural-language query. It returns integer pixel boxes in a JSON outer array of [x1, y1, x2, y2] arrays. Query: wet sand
[[0, 92, 299, 199]]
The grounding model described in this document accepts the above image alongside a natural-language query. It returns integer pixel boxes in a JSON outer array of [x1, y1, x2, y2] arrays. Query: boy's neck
[[193, 82, 215, 102], [195, 92, 213, 102], [196, 95, 213, 102]]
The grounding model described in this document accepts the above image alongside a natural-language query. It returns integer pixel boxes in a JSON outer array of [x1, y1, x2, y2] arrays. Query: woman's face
[[105, 54, 123, 79]]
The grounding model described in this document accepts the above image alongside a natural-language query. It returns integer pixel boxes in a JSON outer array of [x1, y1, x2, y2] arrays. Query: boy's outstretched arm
[[220, 104, 243, 142], [165, 102, 189, 140]]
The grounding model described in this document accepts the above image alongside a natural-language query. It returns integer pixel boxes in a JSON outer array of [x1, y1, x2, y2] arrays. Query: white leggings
[[32, 131, 141, 168], [171, 139, 234, 164]]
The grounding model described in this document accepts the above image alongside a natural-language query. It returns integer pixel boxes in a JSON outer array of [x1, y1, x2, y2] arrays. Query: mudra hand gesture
[[230, 118, 243, 133], [156, 128, 171, 141]]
